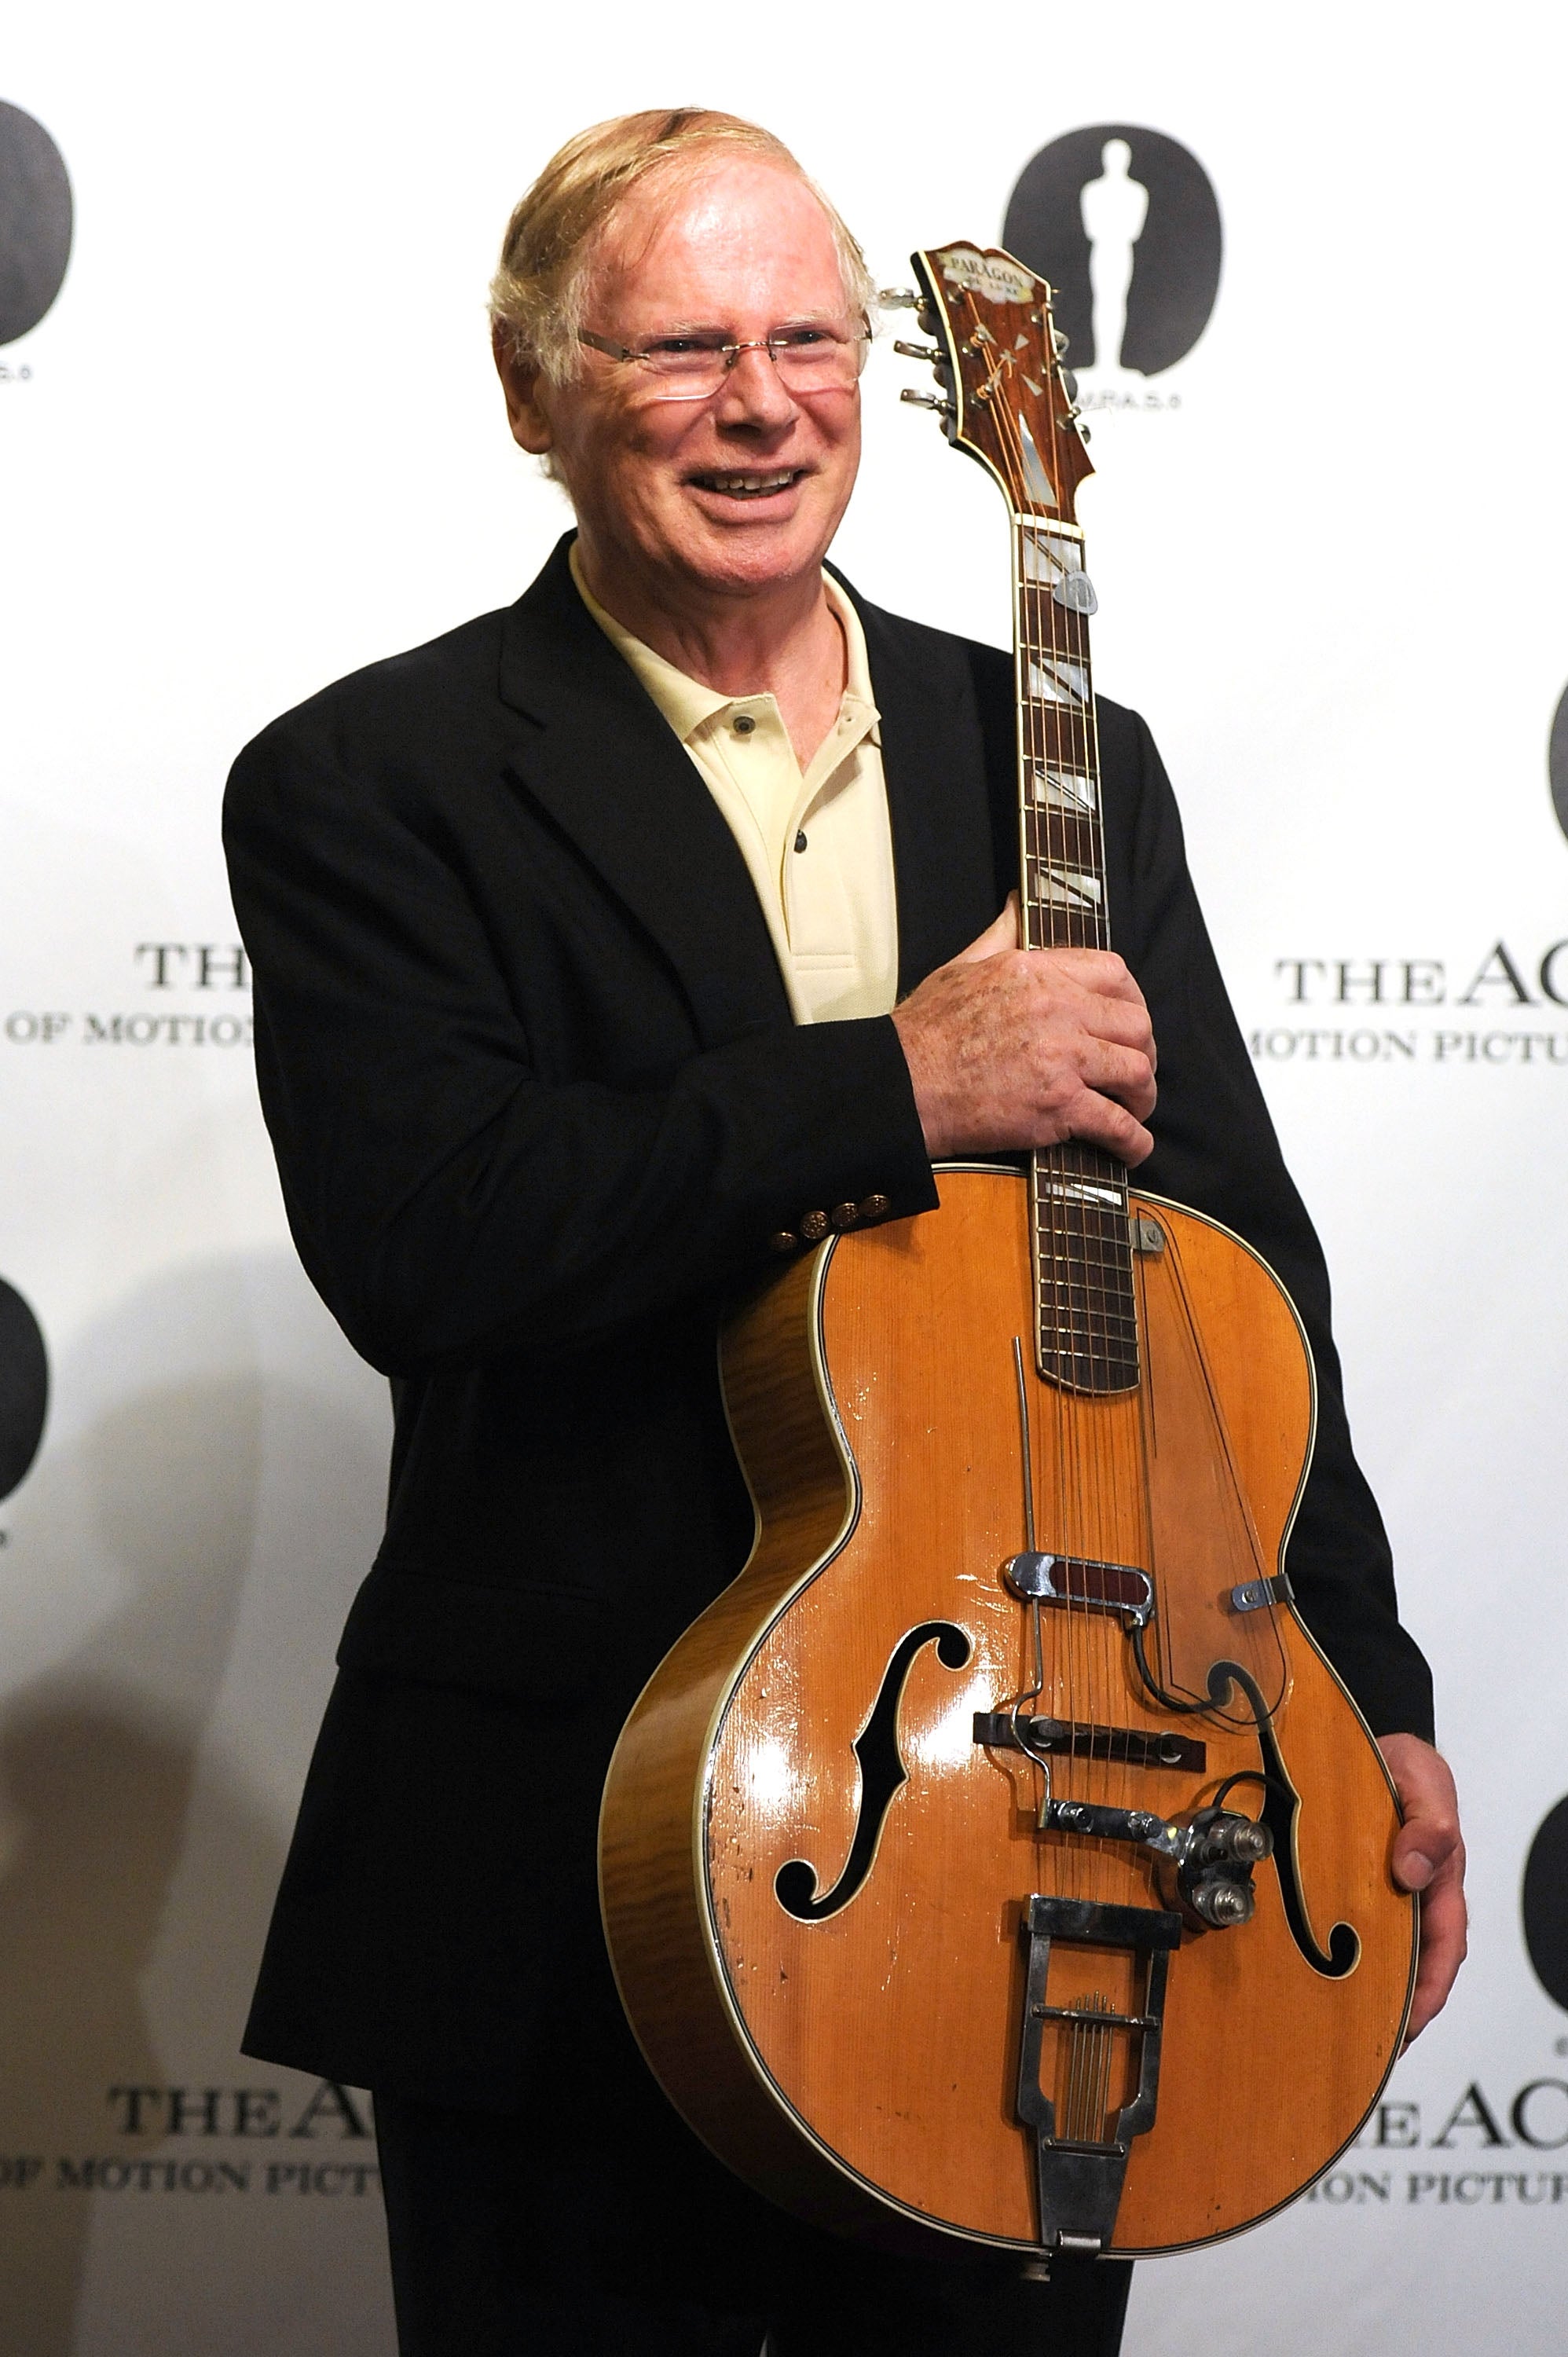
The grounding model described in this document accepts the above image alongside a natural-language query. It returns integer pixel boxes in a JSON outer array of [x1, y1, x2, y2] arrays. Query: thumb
[[951, 893, 1022, 967]]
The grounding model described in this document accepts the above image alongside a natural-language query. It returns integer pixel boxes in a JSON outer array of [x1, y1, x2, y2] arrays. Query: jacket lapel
[[496, 538, 792, 1047], [496, 537, 1002, 1038], [852, 585, 1004, 994]]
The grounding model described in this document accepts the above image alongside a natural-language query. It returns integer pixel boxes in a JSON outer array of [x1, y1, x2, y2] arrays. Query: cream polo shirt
[[570, 548, 899, 1025]]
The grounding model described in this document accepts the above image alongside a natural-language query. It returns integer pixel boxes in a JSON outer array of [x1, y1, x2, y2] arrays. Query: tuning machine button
[[901, 389, 954, 416], [892, 339, 943, 362], [879, 288, 939, 338]]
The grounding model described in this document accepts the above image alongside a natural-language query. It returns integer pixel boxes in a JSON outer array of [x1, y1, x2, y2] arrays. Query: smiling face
[[500, 156, 863, 619]]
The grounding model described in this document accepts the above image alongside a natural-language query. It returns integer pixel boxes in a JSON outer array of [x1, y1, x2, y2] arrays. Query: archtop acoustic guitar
[[599, 243, 1416, 2266]]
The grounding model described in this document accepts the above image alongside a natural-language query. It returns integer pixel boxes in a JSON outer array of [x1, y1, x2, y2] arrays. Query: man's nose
[[713, 342, 799, 426]]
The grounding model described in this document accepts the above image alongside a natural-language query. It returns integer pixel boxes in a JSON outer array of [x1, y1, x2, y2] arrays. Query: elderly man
[[225, 108, 1464, 2357]]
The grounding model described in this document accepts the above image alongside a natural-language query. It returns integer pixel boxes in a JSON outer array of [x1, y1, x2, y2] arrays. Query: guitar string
[[1044, 326, 1130, 1893], [962, 289, 1078, 1899], [974, 278, 1155, 1930], [1017, 303, 1107, 1898], [1017, 317, 1113, 1897], [1031, 288, 1135, 1904], [976, 295, 1111, 1900]]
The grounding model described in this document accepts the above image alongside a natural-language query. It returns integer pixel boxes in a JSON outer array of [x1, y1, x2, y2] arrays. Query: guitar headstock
[[888, 242, 1092, 523]]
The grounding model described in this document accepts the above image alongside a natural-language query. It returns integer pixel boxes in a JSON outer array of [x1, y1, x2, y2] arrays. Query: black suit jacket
[[225, 536, 1432, 2107]]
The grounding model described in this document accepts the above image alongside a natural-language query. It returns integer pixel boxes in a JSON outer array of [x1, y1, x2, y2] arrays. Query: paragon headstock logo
[[0, 100, 72, 347], [1002, 126, 1222, 404], [0, 1277, 47, 1501]]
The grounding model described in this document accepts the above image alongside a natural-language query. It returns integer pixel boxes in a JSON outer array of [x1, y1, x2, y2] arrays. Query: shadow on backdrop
[[0, 1257, 383, 2352]]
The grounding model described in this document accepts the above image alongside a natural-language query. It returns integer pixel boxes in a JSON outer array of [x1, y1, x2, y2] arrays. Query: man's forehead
[[591, 158, 844, 315]]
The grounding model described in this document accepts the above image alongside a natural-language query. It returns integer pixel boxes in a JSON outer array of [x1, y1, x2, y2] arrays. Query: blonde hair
[[488, 108, 877, 385]]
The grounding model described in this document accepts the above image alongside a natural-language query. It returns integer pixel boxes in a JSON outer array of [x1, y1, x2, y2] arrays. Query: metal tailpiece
[[1015, 1897, 1181, 2253]]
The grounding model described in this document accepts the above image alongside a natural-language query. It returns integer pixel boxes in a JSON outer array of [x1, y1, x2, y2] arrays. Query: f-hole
[[775, 1621, 972, 1923], [1210, 1659, 1360, 1978]]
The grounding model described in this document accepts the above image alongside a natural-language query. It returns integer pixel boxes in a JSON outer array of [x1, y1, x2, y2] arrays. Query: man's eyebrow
[[634, 309, 848, 335], [622, 323, 735, 344]]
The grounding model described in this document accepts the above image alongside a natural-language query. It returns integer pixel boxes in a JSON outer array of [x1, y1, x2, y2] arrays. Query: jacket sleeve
[[222, 722, 937, 1382], [1098, 698, 1434, 1741]]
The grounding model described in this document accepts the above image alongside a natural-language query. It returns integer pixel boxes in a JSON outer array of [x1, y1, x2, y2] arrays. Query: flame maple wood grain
[[599, 1169, 1415, 2257]]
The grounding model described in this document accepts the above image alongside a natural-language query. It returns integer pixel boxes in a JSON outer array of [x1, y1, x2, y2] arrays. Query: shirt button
[[859, 1193, 890, 1219], [830, 1202, 859, 1230], [799, 1209, 830, 1242], [733, 714, 756, 735], [793, 830, 808, 853]]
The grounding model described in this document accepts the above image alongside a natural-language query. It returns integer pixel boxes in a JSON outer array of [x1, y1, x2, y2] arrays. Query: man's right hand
[[890, 900, 1159, 1165]]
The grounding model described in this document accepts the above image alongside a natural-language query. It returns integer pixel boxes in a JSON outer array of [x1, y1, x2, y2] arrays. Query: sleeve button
[[830, 1202, 859, 1230], [859, 1193, 890, 1219], [768, 1230, 799, 1254], [800, 1209, 830, 1242]]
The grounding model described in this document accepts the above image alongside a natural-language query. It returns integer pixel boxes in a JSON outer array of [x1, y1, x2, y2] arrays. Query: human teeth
[[703, 471, 797, 493]]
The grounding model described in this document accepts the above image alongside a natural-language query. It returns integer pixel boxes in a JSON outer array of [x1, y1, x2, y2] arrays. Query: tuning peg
[[900, 388, 954, 416], [878, 287, 920, 309], [892, 339, 943, 361], [1052, 328, 1069, 356]]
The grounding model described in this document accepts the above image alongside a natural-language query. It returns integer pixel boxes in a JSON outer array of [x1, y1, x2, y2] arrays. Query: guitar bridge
[[973, 1713, 1205, 1774], [1015, 1896, 1181, 2254]]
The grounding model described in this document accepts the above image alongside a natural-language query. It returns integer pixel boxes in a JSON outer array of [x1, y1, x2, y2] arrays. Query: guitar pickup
[[1001, 1551, 1154, 1627], [973, 1714, 1205, 1773]]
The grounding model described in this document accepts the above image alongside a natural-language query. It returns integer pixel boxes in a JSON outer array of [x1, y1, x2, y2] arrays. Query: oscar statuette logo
[[1002, 126, 1221, 407], [1548, 683, 1568, 845], [0, 100, 72, 346], [1523, 1796, 1568, 2012], [0, 1278, 47, 1501]]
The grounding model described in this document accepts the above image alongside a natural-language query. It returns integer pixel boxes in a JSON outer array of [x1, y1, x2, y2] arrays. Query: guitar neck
[[1013, 514, 1140, 1395]]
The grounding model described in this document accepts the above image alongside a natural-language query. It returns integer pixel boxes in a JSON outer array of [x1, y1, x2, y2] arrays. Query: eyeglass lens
[[642, 332, 864, 396]]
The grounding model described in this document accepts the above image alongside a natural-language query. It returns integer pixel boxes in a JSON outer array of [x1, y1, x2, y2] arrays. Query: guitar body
[[599, 1168, 1415, 2256]]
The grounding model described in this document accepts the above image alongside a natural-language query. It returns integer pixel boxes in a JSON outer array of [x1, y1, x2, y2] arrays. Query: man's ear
[[493, 328, 555, 456]]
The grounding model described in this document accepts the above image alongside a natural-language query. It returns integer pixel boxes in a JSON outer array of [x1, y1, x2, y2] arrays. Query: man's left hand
[[1378, 1733, 1467, 2044]]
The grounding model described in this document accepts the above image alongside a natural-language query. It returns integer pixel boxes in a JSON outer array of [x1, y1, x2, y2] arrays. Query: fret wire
[[1038, 1268, 1138, 1285], [1038, 1281, 1138, 1299], [1038, 1310, 1138, 1325]]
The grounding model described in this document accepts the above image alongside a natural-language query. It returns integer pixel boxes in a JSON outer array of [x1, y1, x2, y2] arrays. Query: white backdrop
[[2, 4, 1566, 2348]]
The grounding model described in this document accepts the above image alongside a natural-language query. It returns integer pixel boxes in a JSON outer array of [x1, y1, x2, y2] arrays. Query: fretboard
[[1014, 516, 1140, 1395]]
